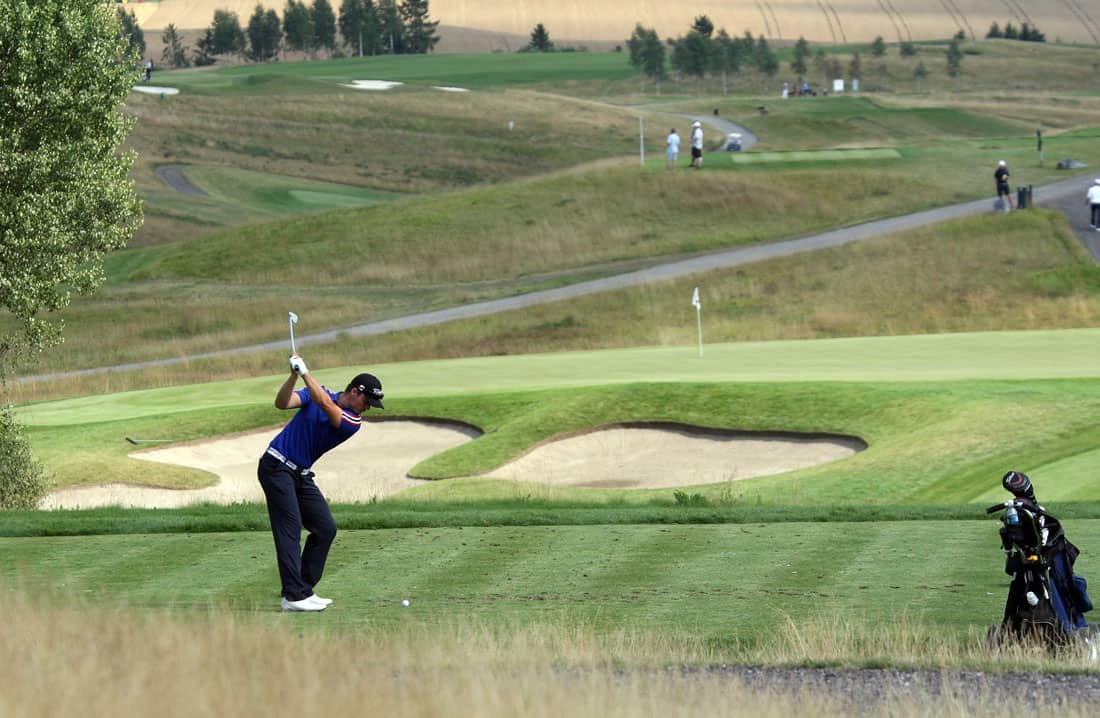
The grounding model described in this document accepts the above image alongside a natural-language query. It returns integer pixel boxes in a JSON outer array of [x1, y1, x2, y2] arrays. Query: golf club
[[288, 311, 299, 354], [125, 437, 177, 445]]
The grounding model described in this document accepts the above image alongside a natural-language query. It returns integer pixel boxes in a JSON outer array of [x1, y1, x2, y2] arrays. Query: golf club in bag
[[986, 471, 1096, 654]]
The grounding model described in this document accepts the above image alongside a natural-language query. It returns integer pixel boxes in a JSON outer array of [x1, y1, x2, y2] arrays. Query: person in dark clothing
[[257, 354, 384, 612], [995, 160, 1013, 212]]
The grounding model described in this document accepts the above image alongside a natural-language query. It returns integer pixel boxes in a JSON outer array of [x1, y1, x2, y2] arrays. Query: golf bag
[[987, 471, 1094, 649]]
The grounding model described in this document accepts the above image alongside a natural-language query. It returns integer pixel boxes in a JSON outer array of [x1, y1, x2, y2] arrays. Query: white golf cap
[[692, 121, 701, 127], [1095, 178, 1100, 184], [998, 160, 1006, 166]]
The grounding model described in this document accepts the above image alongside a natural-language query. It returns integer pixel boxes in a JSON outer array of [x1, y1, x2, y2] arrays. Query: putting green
[[16, 328, 1100, 427], [730, 148, 902, 164]]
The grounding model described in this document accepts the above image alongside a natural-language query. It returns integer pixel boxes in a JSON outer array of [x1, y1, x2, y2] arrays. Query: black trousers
[[1091, 203, 1100, 227], [257, 454, 336, 601]]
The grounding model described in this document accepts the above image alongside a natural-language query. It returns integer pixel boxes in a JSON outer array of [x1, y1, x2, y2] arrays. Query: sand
[[39, 422, 863, 509]]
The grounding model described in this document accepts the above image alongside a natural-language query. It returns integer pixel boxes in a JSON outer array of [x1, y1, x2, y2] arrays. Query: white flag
[[691, 287, 701, 309]]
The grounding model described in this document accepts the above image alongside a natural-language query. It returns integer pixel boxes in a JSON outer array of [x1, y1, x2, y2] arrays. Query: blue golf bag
[[987, 471, 1094, 649]]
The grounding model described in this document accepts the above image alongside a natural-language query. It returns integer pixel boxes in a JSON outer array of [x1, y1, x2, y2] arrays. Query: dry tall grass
[[5, 588, 1097, 717]]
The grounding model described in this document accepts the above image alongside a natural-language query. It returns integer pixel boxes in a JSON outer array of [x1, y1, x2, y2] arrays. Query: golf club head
[[125, 436, 139, 445], [288, 312, 298, 324]]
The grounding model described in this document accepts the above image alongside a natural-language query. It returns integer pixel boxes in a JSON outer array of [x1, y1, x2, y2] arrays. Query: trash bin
[[1016, 185, 1032, 209]]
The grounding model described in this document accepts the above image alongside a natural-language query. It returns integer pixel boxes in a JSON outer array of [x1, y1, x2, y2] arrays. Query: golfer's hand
[[289, 355, 308, 376]]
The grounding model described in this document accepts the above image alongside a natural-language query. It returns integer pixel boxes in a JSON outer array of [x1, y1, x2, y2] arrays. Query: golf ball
[[401, 599, 410, 607]]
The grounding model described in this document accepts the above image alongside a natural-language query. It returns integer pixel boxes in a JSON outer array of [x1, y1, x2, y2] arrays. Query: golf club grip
[[986, 503, 1005, 514]]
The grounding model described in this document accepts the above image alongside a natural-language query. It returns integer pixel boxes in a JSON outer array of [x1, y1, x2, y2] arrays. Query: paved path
[[1038, 177, 1100, 262], [154, 165, 207, 196]]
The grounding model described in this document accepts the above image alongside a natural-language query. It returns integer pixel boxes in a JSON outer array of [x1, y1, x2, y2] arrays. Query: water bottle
[[1005, 505, 1019, 525], [1026, 591, 1039, 606]]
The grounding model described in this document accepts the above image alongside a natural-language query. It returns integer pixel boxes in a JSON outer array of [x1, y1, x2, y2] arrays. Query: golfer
[[995, 160, 1013, 212], [690, 121, 704, 169], [666, 128, 680, 171], [1087, 179, 1100, 230], [258, 354, 384, 612]]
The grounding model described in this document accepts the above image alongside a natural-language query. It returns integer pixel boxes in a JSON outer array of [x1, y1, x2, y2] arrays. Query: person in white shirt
[[665, 128, 680, 171], [1087, 179, 1100, 230], [690, 121, 704, 169]]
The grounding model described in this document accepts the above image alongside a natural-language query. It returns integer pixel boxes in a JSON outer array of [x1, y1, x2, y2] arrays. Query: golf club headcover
[[1002, 470, 1035, 500], [289, 356, 308, 376]]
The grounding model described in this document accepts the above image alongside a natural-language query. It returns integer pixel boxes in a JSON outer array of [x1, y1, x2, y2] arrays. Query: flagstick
[[695, 304, 704, 358]]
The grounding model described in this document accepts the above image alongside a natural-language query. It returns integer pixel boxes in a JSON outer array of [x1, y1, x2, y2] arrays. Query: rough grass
[[13, 586, 1098, 718]]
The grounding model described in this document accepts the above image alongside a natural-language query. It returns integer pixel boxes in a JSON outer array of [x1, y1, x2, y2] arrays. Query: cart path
[[15, 175, 1097, 384], [155, 164, 207, 196]]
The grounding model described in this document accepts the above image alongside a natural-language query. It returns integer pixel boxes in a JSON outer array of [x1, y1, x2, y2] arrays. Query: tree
[[670, 31, 711, 80], [945, 39, 963, 78], [194, 28, 218, 65], [870, 35, 886, 58], [986, 22, 1003, 39], [526, 23, 553, 52], [899, 41, 916, 57], [0, 0, 142, 505], [246, 4, 282, 62], [336, 0, 376, 56], [377, 0, 404, 53], [626, 24, 666, 94], [848, 51, 862, 82], [312, 0, 338, 55], [399, 0, 439, 54], [913, 60, 928, 91], [953, 30, 966, 41], [161, 24, 191, 68], [710, 28, 741, 94], [754, 36, 779, 78], [209, 9, 247, 57], [284, 0, 314, 54], [791, 35, 810, 77], [691, 15, 714, 38], [115, 7, 146, 57], [1003, 23, 1018, 40]]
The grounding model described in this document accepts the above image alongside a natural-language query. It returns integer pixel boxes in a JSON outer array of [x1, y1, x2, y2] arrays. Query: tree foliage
[[339, 0, 380, 56], [246, 4, 282, 62], [691, 15, 714, 38], [625, 24, 665, 93], [284, 0, 315, 54], [377, 0, 404, 53], [525, 22, 553, 52], [311, 0, 338, 54], [870, 35, 886, 58], [0, 405, 44, 509], [0, 0, 143, 376], [209, 9, 247, 56], [945, 39, 963, 78], [791, 36, 810, 76], [161, 24, 191, 68], [399, 0, 439, 54], [115, 7, 145, 57]]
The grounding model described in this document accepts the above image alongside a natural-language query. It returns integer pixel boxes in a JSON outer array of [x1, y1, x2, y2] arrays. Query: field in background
[[125, 0, 1100, 46]]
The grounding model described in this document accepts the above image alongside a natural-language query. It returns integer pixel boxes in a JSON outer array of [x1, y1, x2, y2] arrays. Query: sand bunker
[[40, 420, 479, 510], [39, 422, 864, 510], [487, 424, 864, 489], [132, 86, 180, 96], [433, 86, 470, 92], [343, 80, 403, 90]]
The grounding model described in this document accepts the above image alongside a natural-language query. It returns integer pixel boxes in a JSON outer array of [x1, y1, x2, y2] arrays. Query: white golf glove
[[289, 356, 308, 376]]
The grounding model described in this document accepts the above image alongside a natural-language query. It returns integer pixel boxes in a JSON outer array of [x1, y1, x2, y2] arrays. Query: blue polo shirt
[[267, 387, 362, 469]]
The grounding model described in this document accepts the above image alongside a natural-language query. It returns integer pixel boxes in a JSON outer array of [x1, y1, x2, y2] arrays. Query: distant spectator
[[690, 121, 704, 169], [995, 160, 1013, 212], [665, 128, 680, 172], [1088, 179, 1100, 230], [142, 59, 152, 82]]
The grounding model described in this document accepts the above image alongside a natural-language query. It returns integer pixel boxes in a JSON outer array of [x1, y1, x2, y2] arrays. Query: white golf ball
[[401, 599, 410, 607]]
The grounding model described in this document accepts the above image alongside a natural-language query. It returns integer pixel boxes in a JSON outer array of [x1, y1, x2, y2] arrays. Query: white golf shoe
[[281, 595, 327, 612], [311, 595, 333, 606]]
